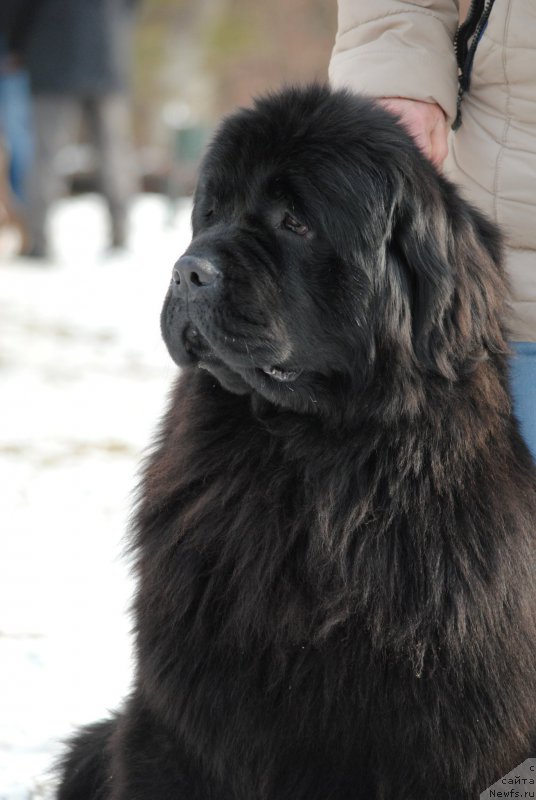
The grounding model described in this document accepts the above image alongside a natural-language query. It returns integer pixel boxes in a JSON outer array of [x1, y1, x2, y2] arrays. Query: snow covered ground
[[0, 195, 192, 798]]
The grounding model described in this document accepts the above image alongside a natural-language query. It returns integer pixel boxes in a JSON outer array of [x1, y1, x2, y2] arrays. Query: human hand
[[378, 98, 449, 169]]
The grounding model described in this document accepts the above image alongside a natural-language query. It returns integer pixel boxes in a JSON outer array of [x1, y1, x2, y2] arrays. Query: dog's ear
[[386, 184, 507, 381], [391, 193, 457, 379]]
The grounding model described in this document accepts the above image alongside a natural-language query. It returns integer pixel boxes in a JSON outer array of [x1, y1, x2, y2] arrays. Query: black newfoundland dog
[[58, 86, 536, 799]]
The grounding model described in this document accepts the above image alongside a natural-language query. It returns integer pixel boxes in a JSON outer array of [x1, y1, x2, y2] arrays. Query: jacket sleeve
[[329, 0, 460, 124]]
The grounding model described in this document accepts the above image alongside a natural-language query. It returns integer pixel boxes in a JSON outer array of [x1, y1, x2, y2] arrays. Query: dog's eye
[[282, 213, 308, 236], [204, 208, 215, 220]]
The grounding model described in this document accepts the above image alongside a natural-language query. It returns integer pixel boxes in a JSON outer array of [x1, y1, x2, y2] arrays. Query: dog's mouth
[[183, 324, 302, 384], [182, 323, 212, 362], [261, 365, 302, 382]]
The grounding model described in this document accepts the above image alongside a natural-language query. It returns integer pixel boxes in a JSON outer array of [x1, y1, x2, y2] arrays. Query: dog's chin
[[197, 359, 252, 395], [196, 354, 306, 399], [164, 327, 304, 400], [205, 361, 306, 397]]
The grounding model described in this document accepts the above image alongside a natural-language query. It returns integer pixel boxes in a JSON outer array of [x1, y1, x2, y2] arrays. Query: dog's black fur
[[57, 86, 536, 799]]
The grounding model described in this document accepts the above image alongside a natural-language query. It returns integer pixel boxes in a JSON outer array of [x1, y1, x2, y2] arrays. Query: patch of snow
[[0, 194, 192, 797]]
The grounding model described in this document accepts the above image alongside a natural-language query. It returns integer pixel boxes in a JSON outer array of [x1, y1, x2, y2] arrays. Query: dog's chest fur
[[131, 370, 536, 794]]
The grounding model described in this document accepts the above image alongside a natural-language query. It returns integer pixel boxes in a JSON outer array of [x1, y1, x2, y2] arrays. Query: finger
[[429, 118, 449, 168], [382, 105, 432, 158], [411, 125, 433, 161]]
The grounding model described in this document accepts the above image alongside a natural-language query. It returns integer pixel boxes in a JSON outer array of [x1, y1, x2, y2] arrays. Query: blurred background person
[[6, 0, 139, 260]]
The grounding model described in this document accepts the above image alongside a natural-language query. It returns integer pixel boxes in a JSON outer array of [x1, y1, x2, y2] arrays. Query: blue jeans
[[0, 70, 33, 203], [509, 341, 536, 460]]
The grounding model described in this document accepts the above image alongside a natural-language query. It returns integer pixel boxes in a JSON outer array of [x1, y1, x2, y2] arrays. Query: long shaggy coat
[[57, 86, 536, 800]]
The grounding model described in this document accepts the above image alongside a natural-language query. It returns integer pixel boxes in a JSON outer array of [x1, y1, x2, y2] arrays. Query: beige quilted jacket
[[329, 0, 536, 341]]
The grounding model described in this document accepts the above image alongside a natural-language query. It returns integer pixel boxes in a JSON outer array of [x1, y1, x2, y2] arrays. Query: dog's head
[[161, 86, 507, 421]]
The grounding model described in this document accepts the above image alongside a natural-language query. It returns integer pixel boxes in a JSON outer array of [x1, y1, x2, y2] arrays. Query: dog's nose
[[171, 256, 219, 296]]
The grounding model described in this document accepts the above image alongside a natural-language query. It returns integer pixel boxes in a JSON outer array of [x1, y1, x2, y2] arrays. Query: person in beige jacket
[[330, 0, 536, 457]]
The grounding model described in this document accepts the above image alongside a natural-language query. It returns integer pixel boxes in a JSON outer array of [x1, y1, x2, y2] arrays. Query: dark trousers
[[27, 93, 136, 252]]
